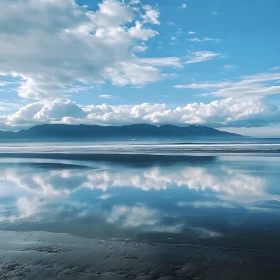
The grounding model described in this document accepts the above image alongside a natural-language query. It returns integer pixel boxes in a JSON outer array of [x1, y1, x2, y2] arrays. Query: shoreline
[[1, 230, 280, 279]]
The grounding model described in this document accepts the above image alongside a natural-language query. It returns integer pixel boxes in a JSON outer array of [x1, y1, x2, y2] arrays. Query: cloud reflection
[[106, 204, 185, 233], [0, 159, 277, 232]]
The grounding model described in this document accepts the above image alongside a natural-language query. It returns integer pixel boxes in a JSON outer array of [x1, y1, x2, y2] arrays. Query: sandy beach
[[1, 230, 280, 279]]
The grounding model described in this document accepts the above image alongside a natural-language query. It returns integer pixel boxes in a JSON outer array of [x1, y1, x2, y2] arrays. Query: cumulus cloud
[[104, 62, 162, 86], [0, 0, 164, 100], [2, 99, 86, 129], [0, 97, 279, 130], [142, 5, 160, 25], [132, 44, 147, 53]]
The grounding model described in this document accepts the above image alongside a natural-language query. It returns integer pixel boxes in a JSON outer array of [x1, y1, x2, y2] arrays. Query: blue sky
[[0, 0, 280, 136]]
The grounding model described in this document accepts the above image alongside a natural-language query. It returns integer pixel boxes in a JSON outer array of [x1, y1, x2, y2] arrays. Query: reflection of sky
[[0, 156, 280, 249]]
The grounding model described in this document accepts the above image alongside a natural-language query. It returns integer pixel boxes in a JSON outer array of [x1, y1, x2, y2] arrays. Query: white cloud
[[0, 81, 17, 87], [224, 64, 235, 71], [132, 45, 147, 53], [180, 4, 187, 9], [0, 0, 164, 100], [176, 28, 184, 36], [137, 57, 182, 68], [175, 72, 280, 98], [33, 99, 86, 121], [99, 194, 115, 200], [104, 61, 162, 86], [187, 38, 201, 42], [188, 31, 196, 35], [130, 0, 141, 4], [0, 101, 22, 113], [167, 22, 176, 26], [269, 66, 280, 71], [142, 5, 160, 25], [63, 85, 95, 93], [185, 51, 221, 64], [204, 37, 221, 43], [98, 94, 116, 99], [0, 97, 279, 130], [94, 0, 135, 27], [188, 37, 221, 43], [3, 99, 86, 129], [128, 21, 158, 40], [175, 82, 231, 89]]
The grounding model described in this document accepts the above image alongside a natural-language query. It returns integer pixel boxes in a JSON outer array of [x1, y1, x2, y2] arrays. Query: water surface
[[0, 142, 280, 252]]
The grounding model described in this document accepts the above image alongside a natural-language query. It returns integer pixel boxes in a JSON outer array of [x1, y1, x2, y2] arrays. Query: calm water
[[0, 142, 280, 251], [0, 140, 280, 154]]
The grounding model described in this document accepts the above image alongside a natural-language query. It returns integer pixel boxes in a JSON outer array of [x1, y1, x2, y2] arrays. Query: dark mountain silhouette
[[0, 124, 242, 139]]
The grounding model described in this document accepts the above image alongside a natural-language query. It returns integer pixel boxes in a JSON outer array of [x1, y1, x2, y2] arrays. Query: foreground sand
[[1, 231, 280, 280]]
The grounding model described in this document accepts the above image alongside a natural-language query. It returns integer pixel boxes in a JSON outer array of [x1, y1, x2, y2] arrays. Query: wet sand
[[1, 231, 280, 279]]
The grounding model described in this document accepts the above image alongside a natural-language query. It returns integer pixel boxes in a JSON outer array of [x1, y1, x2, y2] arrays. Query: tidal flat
[[1, 230, 280, 280], [0, 142, 280, 279]]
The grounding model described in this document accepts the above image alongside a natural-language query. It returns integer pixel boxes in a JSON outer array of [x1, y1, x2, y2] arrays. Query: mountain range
[[0, 124, 242, 140]]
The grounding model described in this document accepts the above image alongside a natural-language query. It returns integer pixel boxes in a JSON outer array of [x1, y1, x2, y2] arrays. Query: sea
[[0, 139, 280, 251]]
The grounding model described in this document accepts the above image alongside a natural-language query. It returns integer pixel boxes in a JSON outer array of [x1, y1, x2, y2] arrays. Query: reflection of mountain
[[0, 153, 216, 166]]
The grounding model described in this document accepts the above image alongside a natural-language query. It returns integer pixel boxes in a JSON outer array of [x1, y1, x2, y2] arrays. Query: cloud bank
[[0, 98, 279, 131]]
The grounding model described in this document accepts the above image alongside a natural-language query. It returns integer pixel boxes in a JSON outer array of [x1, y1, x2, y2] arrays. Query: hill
[[0, 124, 242, 140]]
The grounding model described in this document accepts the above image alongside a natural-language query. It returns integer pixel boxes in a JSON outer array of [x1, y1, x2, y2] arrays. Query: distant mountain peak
[[0, 124, 242, 139]]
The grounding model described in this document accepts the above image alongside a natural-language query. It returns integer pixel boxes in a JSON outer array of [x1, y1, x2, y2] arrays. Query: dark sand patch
[[0, 162, 91, 169], [1, 231, 280, 279], [0, 153, 216, 166]]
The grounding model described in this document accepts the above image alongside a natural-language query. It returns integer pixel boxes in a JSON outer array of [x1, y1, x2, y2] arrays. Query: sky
[[0, 0, 280, 136]]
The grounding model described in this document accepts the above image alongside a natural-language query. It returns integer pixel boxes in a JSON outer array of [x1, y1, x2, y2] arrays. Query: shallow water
[[0, 142, 280, 252], [0, 140, 280, 154]]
